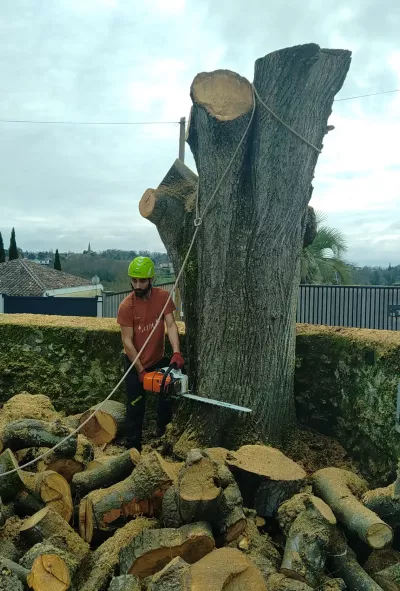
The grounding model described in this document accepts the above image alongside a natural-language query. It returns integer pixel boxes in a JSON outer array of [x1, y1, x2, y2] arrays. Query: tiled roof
[[0, 259, 92, 296]]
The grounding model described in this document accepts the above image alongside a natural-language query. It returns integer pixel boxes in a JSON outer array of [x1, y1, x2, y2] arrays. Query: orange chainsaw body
[[143, 370, 172, 394]]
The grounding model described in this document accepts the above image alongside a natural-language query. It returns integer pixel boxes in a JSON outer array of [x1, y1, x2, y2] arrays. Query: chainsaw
[[143, 365, 252, 413]]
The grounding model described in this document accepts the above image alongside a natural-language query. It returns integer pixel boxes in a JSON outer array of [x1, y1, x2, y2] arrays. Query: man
[[117, 256, 184, 451]]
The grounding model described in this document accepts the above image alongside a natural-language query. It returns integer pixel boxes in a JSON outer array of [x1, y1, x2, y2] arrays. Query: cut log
[[328, 545, 384, 591], [15, 435, 94, 482], [161, 449, 246, 542], [0, 539, 21, 562], [363, 483, 400, 529], [19, 506, 90, 561], [364, 549, 400, 577], [77, 517, 157, 591], [0, 498, 14, 527], [0, 449, 25, 503], [146, 557, 190, 591], [119, 521, 215, 578], [226, 445, 307, 516], [189, 547, 266, 590], [79, 452, 178, 543], [312, 467, 393, 549], [178, 449, 221, 523], [320, 577, 346, 591], [0, 558, 28, 585], [226, 515, 280, 584], [79, 401, 126, 445], [20, 470, 73, 522], [108, 575, 141, 591], [21, 541, 80, 591], [266, 573, 313, 590], [374, 563, 400, 591], [280, 500, 336, 588], [0, 566, 24, 591], [277, 493, 337, 535], [0, 419, 77, 456], [72, 448, 140, 498], [14, 489, 45, 517]]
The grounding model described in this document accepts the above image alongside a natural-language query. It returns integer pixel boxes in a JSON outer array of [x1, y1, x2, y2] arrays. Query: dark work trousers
[[123, 355, 172, 451]]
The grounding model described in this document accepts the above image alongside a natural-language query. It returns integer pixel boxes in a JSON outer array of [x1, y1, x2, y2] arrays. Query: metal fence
[[0, 293, 101, 317], [103, 284, 400, 330], [103, 283, 182, 320], [297, 285, 400, 330]]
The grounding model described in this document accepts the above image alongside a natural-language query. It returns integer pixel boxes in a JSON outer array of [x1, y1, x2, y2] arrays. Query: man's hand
[[170, 352, 184, 370], [138, 369, 147, 384]]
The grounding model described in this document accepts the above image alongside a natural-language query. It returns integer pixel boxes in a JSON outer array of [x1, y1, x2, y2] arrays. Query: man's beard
[[133, 283, 151, 298]]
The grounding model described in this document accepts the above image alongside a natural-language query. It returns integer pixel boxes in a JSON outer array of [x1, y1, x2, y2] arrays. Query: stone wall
[[0, 315, 399, 484]]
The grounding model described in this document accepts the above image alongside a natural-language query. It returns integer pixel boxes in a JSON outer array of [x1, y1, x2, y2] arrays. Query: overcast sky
[[0, 0, 399, 266]]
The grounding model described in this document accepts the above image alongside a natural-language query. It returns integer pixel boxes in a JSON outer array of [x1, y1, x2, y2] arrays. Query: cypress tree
[[8, 228, 18, 260], [54, 249, 62, 271], [0, 232, 5, 263]]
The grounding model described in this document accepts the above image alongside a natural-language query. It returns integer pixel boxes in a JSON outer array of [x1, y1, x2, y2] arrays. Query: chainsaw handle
[[160, 364, 176, 396]]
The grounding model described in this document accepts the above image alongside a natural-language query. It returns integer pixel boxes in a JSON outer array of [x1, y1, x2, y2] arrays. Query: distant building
[[0, 259, 103, 297], [33, 259, 51, 266]]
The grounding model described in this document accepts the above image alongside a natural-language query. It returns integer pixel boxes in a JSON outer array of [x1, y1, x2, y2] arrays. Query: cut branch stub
[[312, 467, 393, 549]]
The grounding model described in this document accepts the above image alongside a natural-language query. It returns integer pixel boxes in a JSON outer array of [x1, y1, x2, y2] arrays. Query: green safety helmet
[[128, 256, 155, 279]]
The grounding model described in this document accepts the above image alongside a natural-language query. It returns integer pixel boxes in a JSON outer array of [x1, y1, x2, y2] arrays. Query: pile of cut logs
[[0, 393, 399, 590]]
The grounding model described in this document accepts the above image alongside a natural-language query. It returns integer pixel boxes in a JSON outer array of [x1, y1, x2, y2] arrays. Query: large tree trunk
[[139, 43, 351, 446]]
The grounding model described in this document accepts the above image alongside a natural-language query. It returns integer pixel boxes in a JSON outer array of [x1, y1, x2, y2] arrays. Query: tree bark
[[374, 563, 400, 591], [0, 419, 77, 456], [108, 575, 141, 591], [140, 44, 351, 447], [0, 449, 25, 503]]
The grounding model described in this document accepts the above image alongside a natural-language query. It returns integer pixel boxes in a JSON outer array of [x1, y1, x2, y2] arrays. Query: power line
[[0, 89, 398, 125], [334, 89, 400, 102], [0, 119, 179, 125]]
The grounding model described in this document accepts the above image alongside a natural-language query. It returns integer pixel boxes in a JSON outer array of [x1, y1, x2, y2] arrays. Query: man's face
[[131, 278, 151, 298]]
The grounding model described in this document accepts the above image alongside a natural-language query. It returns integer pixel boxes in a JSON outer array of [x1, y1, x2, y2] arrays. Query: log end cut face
[[228, 445, 307, 481], [27, 554, 70, 591], [179, 456, 221, 502], [79, 411, 117, 445], [191, 70, 253, 121], [367, 522, 394, 550]]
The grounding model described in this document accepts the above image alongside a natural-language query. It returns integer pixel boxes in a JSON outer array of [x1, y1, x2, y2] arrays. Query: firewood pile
[[0, 393, 399, 590]]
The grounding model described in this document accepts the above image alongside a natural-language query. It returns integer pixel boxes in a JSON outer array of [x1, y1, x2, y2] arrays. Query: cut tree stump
[[312, 467, 393, 549], [119, 521, 215, 579], [79, 451, 178, 543], [19, 506, 90, 561], [328, 545, 385, 591], [0, 419, 77, 456], [374, 563, 400, 591], [140, 44, 351, 449], [0, 449, 25, 503], [189, 547, 266, 590], [72, 448, 140, 498], [227, 445, 307, 516], [79, 401, 126, 445], [363, 483, 400, 529], [76, 517, 157, 591], [146, 557, 190, 591], [20, 470, 73, 522]]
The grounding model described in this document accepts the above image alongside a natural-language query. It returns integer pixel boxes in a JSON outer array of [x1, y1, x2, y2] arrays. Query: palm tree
[[301, 211, 352, 284]]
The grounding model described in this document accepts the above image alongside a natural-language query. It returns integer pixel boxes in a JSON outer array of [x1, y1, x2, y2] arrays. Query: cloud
[[0, 0, 399, 268]]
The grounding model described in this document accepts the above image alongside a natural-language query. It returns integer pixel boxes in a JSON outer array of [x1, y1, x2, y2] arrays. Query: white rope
[[0, 80, 320, 478]]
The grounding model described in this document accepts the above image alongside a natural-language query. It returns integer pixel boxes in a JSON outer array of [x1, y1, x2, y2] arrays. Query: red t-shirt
[[117, 287, 176, 368]]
